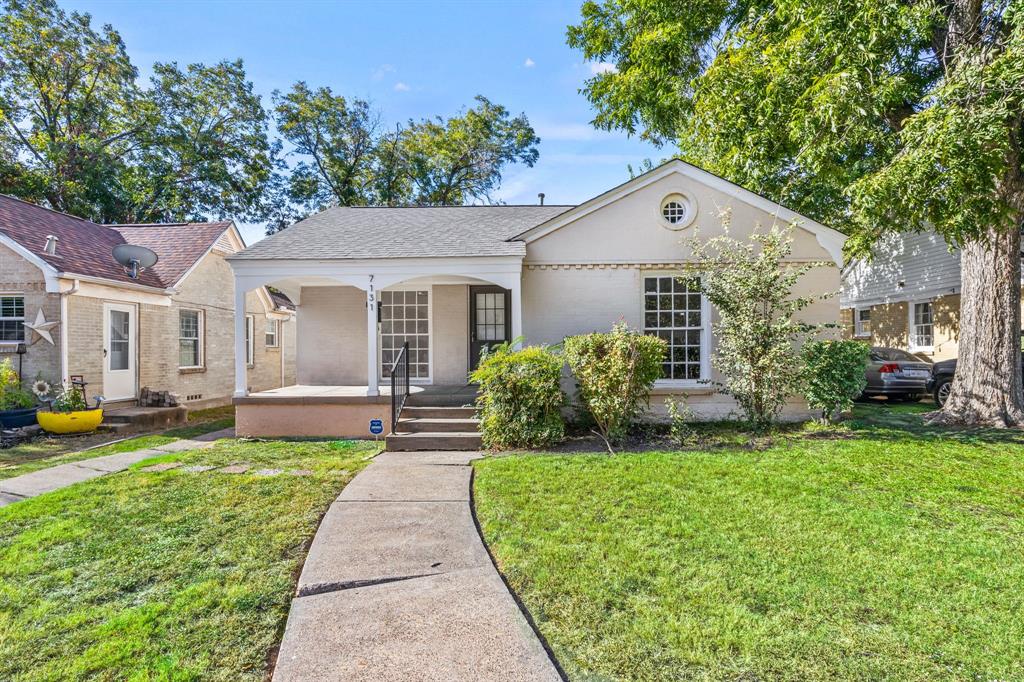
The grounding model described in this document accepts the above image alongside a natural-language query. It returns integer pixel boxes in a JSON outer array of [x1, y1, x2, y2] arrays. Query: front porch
[[228, 256, 519, 440], [234, 384, 480, 439]]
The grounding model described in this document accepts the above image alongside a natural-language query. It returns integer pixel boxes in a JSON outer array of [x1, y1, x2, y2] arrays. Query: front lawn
[[0, 437, 377, 680], [473, 405, 1024, 681], [0, 405, 235, 480]]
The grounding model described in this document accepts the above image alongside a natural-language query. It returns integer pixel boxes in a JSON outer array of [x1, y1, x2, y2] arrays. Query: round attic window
[[658, 194, 695, 230]]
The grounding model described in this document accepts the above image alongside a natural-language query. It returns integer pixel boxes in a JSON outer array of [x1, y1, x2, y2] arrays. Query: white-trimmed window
[[643, 274, 707, 382], [265, 318, 279, 348], [0, 295, 25, 342], [854, 307, 872, 338], [245, 315, 255, 366], [910, 301, 934, 350], [178, 309, 203, 368]]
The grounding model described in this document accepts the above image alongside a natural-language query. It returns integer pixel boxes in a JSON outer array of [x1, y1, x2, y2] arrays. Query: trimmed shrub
[[564, 322, 666, 450], [801, 339, 871, 422], [470, 343, 565, 449]]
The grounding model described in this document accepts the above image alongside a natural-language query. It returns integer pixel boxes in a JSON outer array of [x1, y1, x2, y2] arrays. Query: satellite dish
[[112, 244, 158, 280]]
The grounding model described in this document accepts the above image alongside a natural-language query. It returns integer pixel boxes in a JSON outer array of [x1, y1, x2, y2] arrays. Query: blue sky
[[63, 0, 663, 244]]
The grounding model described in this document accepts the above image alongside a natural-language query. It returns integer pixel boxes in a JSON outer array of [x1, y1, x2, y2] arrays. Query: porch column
[[233, 282, 247, 397], [510, 275, 523, 347], [366, 281, 379, 396]]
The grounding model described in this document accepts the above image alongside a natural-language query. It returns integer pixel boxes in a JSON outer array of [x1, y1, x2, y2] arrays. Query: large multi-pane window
[[643, 275, 705, 381], [0, 295, 25, 342], [380, 290, 429, 379], [911, 301, 934, 349], [179, 309, 203, 368]]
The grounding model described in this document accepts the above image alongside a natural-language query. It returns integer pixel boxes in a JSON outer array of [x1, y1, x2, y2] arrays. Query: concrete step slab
[[402, 406, 476, 420], [297, 500, 491, 594], [273, 568, 560, 682], [396, 417, 480, 434], [338, 462, 471, 502], [385, 432, 482, 452], [373, 451, 483, 466]]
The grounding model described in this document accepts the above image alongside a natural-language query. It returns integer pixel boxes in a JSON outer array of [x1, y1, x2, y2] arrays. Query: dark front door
[[469, 286, 512, 370]]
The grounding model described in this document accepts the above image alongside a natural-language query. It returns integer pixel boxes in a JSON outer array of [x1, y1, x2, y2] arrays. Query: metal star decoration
[[23, 309, 59, 345]]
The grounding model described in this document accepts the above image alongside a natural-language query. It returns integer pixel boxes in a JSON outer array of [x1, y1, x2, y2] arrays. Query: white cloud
[[589, 61, 618, 75], [372, 64, 395, 80], [523, 57, 535, 68], [393, 81, 410, 92]]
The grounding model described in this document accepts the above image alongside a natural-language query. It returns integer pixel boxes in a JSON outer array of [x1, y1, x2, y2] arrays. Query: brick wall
[[839, 307, 854, 339], [0, 242, 61, 382]]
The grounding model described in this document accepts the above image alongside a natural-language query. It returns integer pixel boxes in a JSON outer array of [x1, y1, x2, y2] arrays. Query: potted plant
[[0, 358, 37, 429], [36, 383, 104, 434]]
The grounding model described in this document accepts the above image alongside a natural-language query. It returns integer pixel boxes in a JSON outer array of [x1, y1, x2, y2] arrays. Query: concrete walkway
[[0, 428, 234, 507], [272, 450, 562, 682]]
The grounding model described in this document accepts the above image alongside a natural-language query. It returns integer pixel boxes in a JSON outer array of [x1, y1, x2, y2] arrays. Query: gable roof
[[229, 205, 574, 261], [0, 194, 232, 289], [513, 159, 848, 266], [109, 222, 234, 286]]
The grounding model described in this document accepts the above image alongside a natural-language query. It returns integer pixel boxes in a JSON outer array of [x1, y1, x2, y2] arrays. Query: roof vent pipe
[[43, 235, 58, 256], [538, 192, 545, 206]]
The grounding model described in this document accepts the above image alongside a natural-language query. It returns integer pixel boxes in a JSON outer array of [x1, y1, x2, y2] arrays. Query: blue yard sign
[[369, 418, 384, 436]]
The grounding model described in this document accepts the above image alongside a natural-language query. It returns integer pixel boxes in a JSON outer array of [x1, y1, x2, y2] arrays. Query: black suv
[[926, 353, 1024, 406]]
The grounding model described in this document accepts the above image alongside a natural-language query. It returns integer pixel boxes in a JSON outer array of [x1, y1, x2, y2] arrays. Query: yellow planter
[[37, 409, 104, 434]]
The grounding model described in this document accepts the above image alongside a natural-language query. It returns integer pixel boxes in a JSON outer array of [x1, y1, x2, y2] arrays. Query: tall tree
[[0, 0, 275, 223], [568, 0, 1024, 427], [272, 83, 379, 212], [269, 88, 540, 230], [402, 95, 540, 205]]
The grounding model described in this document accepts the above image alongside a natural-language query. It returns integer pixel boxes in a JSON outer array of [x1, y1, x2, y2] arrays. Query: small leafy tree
[[684, 218, 828, 429], [801, 340, 871, 423], [470, 342, 565, 450], [563, 322, 666, 452]]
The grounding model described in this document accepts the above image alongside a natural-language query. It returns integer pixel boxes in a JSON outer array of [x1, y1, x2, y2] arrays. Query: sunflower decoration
[[31, 379, 52, 399]]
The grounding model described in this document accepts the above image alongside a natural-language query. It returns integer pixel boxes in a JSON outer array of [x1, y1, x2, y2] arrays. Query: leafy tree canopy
[[0, 0, 274, 223], [270, 88, 540, 231], [568, 0, 1024, 254]]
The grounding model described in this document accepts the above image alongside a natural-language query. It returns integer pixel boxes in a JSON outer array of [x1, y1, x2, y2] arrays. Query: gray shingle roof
[[230, 205, 574, 260]]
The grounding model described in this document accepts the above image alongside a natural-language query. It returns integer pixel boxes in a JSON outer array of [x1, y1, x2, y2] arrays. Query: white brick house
[[228, 160, 846, 437], [0, 194, 295, 408]]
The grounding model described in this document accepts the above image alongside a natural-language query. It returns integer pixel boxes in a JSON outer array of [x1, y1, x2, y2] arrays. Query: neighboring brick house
[[0, 194, 295, 408], [840, 230, 1003, 361]]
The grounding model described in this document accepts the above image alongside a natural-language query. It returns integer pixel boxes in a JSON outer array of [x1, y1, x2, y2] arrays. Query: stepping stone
[[153, 439, 214, 453], [140, 462, 181, 472], [183, 465, 215, 473], [289, 469, 314, 477], [218, 464, 250, 474], [253, 468, 283, 476]]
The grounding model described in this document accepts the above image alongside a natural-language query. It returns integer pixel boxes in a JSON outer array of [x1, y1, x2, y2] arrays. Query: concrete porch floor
[[239, 384, 479, 407]]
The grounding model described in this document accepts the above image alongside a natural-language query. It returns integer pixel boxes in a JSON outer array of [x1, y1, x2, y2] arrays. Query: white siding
[[841, 231, 961, 307]]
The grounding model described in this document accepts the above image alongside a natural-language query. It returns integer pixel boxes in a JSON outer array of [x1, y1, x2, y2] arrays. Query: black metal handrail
[[390, 342, 410, 434]]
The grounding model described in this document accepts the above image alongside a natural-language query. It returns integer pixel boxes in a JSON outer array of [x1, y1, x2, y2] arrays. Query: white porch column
[[510, 274, 523, 347], [233, 281, 248, 397], [366, 279, 379, 396]]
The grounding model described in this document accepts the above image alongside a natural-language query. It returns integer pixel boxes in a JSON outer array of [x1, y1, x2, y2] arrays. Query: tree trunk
[[931, 226, 1024, 427]]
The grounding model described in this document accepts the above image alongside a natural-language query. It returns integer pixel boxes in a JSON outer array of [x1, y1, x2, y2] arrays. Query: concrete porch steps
[[386, 406, 482, 451]]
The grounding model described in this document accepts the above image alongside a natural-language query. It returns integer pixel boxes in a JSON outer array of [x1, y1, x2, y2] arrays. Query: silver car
[[862, 347, 932, 401]]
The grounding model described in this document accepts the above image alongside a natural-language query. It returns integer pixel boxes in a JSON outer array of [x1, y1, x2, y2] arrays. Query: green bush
[[470, 343, 565, 449], [0, 358, 34, 410], [564, 322, 666, 450], [801, 340, 871, 422]]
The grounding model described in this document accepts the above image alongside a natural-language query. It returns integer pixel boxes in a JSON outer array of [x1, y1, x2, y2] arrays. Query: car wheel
[[934, 379, 952, 407]]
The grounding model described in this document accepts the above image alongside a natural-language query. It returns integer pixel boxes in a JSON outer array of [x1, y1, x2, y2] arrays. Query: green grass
[[0, 437, 379, 681], [0, 406, 235, 480], [473, 404, 1024, 681]]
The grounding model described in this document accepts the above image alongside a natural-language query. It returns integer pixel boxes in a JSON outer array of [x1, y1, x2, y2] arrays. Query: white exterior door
[[103, 302, 137, 401]]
